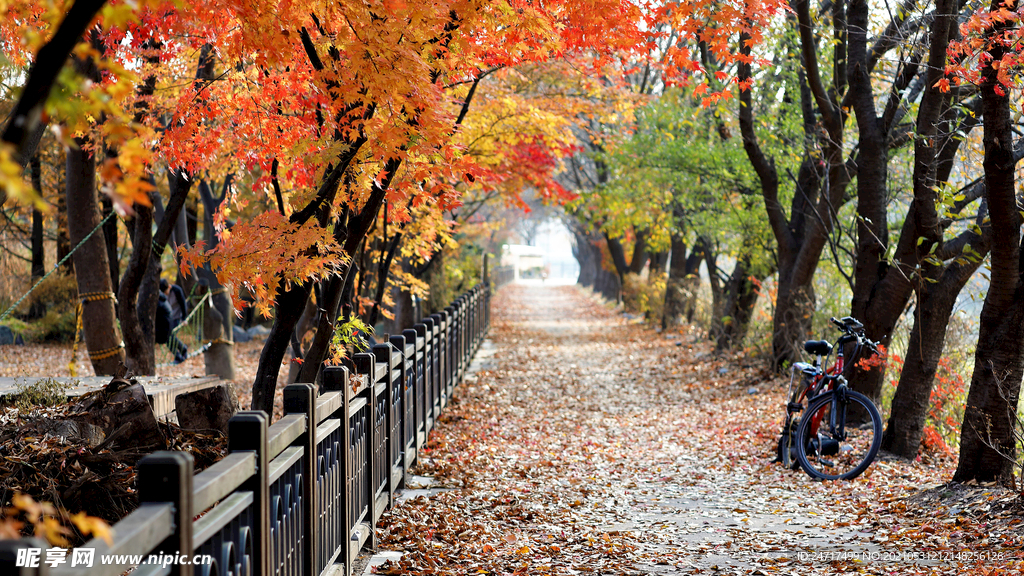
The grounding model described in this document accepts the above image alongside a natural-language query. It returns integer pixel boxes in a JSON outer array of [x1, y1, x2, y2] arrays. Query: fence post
[[401, 329, 419, 474], [389, 334, 410, 490], [322, 366, 350, 576], [430, 313, 445, 416], [352, 352, 377, 548], [372, 342, 396, 510], [443, 307, 455, 393], [137, 451, 193, 576], [284, 384, 317, 576], [0, 538, 49, 576], [413, 322, 429, 446], [228, 411, 269, 576]]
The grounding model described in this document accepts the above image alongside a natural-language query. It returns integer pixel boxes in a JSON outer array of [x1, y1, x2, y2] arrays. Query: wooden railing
[[491, 265, 514, 289], [0, 284, 491, 576]]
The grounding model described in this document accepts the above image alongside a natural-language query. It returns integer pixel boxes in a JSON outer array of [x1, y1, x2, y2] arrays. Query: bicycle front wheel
[[795, 389, 882, 480]]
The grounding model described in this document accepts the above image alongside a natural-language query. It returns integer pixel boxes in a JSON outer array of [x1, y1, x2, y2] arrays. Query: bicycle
[[774, 316, 883, 480]]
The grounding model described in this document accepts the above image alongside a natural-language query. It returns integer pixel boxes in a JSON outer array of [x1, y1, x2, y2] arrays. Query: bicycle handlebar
[[829, 316, 881, 356]]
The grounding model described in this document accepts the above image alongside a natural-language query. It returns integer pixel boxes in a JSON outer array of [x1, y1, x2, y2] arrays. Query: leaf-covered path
[[372, 285, 1023, 575]]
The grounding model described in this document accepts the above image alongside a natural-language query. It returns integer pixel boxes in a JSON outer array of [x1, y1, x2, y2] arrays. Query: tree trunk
[[953, 19, 1023, 484], [606, 234, 630, 280], [573, 228, 598, 288], [66, 140, 124, 375], [252, 282, 312, 414], [198, 179, 235, 379], [56, 189, 72, 274], [845, 0, 957, 405], [29, 155, 45, 281], [648, 251, 667, 276], [771, 270, 816, 369], [662, 233, 688, 329], [118, 203, 154, 375], [101, 196, 119, 295], [628, 231, 649, 275], [285, 295, 319, 385], [881, 248, 986, 457], [716, 258, 765, 351], [391, 283, 416, 331], [704, 244, 724, 340]]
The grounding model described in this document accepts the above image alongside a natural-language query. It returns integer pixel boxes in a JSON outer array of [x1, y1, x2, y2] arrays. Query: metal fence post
[[284, 384, 317, 576], [372, 342, 396, 510], [389, 334, 410, 491], [401, 328, 419, 475], [227, 411, 269, 576], [137, 451, 193, 576], [352, 352, 377, 549], [322, 366, 350, 576]]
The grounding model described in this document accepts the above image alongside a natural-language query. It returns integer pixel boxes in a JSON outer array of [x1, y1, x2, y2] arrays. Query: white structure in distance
[[500, 219, 579, 285]]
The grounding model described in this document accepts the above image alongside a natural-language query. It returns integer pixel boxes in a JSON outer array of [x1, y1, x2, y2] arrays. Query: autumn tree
[[948, 0, 1024, 484]]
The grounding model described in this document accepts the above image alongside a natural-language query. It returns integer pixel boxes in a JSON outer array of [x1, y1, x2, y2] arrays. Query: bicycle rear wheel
[[794, 389, 881, 480], [776, 417, 799, 470]]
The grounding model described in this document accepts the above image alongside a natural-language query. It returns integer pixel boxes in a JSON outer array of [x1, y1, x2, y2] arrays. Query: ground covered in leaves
[[0, 334, 274, 542], [375, 285, 1024, 575]]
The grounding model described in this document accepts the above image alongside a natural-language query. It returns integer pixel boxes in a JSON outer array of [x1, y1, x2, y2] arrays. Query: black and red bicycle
[[775, 316, 883, 480]]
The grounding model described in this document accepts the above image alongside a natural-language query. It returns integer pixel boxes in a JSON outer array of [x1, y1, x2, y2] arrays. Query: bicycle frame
[[799, 333, 869, 440], [786, 327, 873, 439], [778, 316, 883, 478]]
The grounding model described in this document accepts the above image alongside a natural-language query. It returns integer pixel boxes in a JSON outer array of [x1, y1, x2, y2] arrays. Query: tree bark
[[716, 258, 771, 351], [628, 231, 649, 275], [252, 281, 313, 414], [846, 0, 957, 405], [29, 155, 45, 281], [118, 202, 154, 374], [662, 232, 689, 329], [882, 235, 987, 457], [56, 190, 72, 274], [953, 13, 1023, 484], [101, 196, 119, 295], [198, 179, 236, 379], [66, 140, 124, 375]]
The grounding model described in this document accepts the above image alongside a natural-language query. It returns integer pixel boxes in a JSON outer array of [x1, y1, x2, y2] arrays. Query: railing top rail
[[192, 491, 253, 548], [316, 391, 343, 424], [51, 503, 174, 576], [268, 414, 305, 459], [192, 452, 257, 513]]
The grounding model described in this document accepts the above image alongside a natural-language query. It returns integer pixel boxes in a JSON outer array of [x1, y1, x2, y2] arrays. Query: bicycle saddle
[[804, 340, 833, 356]]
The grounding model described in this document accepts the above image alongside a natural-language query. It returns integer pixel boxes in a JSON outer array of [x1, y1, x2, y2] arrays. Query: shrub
[[24, 308, 79, 342], [622, 272, 666, 322], [19, 273, 78, 317], [3, 377, 73, 410], [14, 274, 79, 342]]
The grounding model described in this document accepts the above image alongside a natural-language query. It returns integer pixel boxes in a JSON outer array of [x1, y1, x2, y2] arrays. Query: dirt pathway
[[373, 285, 1022, 575]]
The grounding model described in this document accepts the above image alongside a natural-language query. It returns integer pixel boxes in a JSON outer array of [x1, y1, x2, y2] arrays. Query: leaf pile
[[0, 404, 226, 545], [375, 285, 1024, 575]]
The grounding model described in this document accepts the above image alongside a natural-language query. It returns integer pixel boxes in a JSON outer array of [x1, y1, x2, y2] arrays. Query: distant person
[[162, 278, 189, 326], [157, 279, 189, 363]]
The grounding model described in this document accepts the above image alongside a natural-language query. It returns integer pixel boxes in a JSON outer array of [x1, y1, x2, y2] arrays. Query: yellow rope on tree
[[68, 302, 84, 377], [69, 291, 120, 376], [79, 291, 117, 304], [89, 342, 126, 361]]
